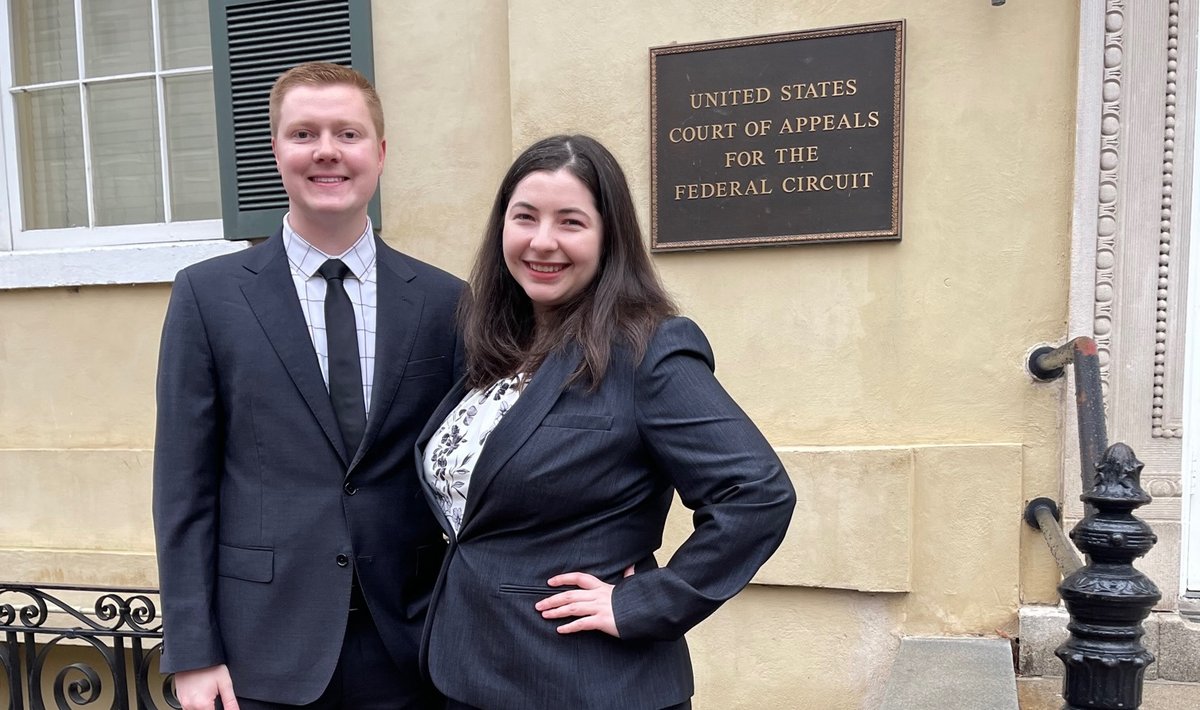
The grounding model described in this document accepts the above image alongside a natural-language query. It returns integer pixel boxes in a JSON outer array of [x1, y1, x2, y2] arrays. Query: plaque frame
[[649, 21, 906, 251]]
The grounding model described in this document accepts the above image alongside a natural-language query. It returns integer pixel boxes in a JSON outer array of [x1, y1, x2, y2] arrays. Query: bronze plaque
[[650, 21, 904, 251]]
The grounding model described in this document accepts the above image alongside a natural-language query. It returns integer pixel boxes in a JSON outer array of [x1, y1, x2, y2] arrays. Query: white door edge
[[1183, 18, 1200, 595]]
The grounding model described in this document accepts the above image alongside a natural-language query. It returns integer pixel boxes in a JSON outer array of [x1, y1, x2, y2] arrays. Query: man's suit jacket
[[416, 316, 796, 710], [153, 228, 463, 704]]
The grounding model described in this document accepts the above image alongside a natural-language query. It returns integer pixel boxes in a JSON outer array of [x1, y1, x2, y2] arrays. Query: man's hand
[[174, 664, 238, 710]]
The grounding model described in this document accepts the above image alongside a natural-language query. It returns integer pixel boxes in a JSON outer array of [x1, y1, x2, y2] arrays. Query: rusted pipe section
[[1023, 497, 1083, 576], [1029, 342, 1074, 380], [1028, 337, 1108, 511]]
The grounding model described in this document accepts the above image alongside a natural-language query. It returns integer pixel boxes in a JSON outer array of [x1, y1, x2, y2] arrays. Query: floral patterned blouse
[[422, 374, 526, 534]]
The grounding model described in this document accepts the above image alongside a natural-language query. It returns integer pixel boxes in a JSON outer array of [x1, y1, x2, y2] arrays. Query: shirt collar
[[282, 214, 376, 280]]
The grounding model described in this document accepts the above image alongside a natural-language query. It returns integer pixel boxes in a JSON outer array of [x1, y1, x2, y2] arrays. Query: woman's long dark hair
[[459, 135, 676, 390]]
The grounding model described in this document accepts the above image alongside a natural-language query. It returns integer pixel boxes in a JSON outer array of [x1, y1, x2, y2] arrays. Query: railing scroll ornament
[[0, 583, 178, 710]]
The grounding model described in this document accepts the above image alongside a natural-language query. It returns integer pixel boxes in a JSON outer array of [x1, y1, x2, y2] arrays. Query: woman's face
[[502, 169, 603, 318]]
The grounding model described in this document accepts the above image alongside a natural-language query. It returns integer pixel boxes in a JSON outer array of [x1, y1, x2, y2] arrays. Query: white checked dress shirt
[[282, 215, 377, 416]]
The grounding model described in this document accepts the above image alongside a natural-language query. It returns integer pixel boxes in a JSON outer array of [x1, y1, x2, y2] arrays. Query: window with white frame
[[1, 0, 222, 251]]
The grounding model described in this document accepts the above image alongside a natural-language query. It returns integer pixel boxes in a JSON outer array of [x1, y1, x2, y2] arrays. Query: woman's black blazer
[[414, 316, 796, 710]]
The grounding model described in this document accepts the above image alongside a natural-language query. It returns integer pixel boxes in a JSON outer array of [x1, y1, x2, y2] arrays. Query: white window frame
[[0, 0, 244, 289]]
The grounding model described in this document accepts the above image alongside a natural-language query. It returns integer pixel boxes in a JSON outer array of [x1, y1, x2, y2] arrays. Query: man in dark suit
[[153, 62, 462, 709]]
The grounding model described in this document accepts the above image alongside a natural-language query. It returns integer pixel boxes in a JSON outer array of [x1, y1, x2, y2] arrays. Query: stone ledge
[[1018, 677, 1200, 710], [0, 548, 159, 588], [1019, 605, 1200, 683], [1157, 612, 1200, 682]]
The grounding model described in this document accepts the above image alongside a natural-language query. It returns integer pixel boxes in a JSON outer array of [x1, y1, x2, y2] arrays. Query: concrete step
[[1017, 676, 1200, 710], [880, 637, 1018, 710]]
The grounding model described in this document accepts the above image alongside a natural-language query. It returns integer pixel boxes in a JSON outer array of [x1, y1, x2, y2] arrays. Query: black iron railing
[[1, 583, 177, 710], [1025, 337, 1161, 710], [1028, 337, 1109, 507], [1024, 497, 1083, 577]]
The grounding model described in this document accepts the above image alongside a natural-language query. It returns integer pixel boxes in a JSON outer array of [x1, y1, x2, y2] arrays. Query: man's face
[[272, 83, 385, 238]]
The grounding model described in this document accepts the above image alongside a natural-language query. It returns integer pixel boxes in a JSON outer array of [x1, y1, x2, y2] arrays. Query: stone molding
[[1019, 605, 1200, 684], [1068, 0, 1196, 606], [1090, 0, 1122, 393], [1152, 1, 1183, 440]]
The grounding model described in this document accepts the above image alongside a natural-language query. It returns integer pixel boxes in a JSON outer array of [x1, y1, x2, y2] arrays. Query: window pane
[[83, 0, 154, 77], [11, 0, 78, 85], [88, 79, 164, 225], [159, 0, 212, 69], [16, 88, 88, 230], [165, 74, 221, 220]]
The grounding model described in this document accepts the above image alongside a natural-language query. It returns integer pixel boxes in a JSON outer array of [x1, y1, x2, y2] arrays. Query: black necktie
[[318, 259, 365, 457]]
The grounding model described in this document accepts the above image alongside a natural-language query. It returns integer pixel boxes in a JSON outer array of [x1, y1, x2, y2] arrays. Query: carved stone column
[[1067, 0, 1198, 610]]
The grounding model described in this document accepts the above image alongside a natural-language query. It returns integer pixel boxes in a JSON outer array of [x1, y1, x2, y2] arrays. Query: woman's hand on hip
[[537, 565, 635, 637]]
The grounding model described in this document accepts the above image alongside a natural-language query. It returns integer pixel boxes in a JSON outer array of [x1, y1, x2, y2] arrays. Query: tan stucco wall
[[0, 286, 163, 584], [372, 0, 514, 275], [0, 1, 1077, 707]]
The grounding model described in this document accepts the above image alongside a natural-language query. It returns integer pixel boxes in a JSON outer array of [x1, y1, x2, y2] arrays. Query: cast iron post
[[1055, 443, 1160, 709]]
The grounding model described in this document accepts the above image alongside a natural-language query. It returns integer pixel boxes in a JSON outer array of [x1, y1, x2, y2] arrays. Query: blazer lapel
[[240, 231, 348, 465], [456, 347, 578, 536], [351, 238, 422, 470]]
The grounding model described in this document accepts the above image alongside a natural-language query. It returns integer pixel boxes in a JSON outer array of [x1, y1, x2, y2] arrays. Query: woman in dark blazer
[[416, 135, 796, 710]]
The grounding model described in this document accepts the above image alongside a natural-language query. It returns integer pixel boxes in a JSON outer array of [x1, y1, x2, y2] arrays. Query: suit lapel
[[240, 231, 348, 465], [456, 347, 578, 535], [352, 238, 422, 470]]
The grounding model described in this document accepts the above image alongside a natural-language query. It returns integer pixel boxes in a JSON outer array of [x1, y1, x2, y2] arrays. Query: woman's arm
[[611, 316, 797, 641], [535, 316, 795, 639]]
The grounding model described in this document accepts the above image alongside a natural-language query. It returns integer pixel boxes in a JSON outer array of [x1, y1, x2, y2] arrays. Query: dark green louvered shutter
[[209, 0, 380, 240]]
